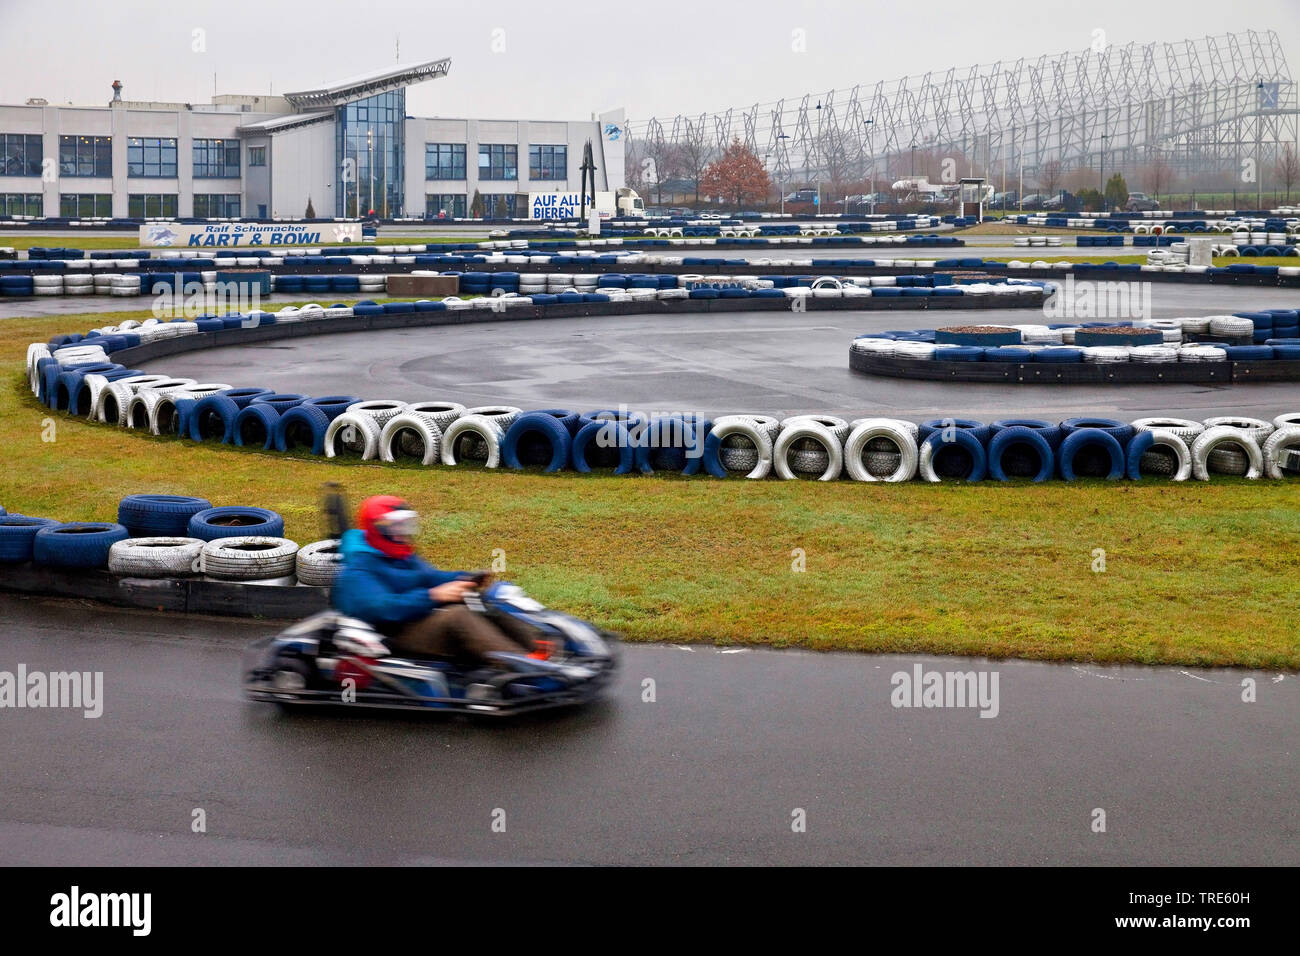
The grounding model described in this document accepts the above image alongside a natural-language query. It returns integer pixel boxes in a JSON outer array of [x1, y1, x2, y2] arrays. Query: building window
[[193, 138, 241, 178], [127, 137, 178, 178], [425, 193, 466, 219], [247, 145, 267, 167], [2, 192, 43, 216], [193, 193, 241, 218], [424, 143, 466, 180], [529, 144, 567, 180], [58, 135, 111, 177], [1, 134, 43, 177], [59, 193, 112, 217], [128, 193, 178, 218], [479, 193, 518, 218], [478, 144, 517, 181]]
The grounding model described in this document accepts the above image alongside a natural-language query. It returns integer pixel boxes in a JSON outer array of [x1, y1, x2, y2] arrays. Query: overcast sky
[[1, 0, 1297, 122]]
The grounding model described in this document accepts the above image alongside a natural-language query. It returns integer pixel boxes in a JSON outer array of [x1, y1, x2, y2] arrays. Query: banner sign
[[529, 192, 593, 221], [139, 222, 361, 248]]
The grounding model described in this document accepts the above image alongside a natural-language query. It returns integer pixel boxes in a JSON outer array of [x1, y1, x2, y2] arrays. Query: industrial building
[[0, 58, 626, 220]]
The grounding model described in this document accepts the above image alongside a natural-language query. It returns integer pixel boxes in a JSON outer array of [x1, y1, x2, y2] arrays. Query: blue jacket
[[331, 529, 463, 632]]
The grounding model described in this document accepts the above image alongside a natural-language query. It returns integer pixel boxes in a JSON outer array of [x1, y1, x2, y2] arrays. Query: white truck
[[528, 188, 644, 221]]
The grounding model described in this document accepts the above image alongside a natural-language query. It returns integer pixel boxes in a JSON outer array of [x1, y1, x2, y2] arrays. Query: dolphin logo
[[146, 225, 178, 247]]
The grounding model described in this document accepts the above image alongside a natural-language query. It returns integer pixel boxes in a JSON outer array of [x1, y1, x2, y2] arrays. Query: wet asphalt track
[[144, 285, 1299, 423], [0, 596, 1295, 866]]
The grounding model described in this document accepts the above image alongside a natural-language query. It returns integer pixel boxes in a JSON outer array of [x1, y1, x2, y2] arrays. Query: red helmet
[[357, 495, 420, 558]]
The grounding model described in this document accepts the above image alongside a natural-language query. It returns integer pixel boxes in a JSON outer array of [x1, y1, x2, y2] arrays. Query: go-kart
[[243, 582, 619, 716]]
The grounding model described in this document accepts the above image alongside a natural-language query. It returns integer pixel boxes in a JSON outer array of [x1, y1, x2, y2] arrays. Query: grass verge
[[4, 311, 1299, 668]]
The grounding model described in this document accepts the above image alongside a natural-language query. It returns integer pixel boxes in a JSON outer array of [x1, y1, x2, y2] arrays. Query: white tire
[[405, 400, 466, 431], [709, 416, 775, 479], [324, 412, 383, 460], [380, 413, 442, 465], [441, 414, 506, 468], [346, 400, 409, 429], [773, 420, 842, 481], [1202, 416, 1273, 445], [463, 405, 522, 431], [843, 419, 919, 482], [1131, 417, 1204, 443], [296, 539, 343, 587], [1271, 413, 1300, 431], [1263, 426, 1300, 479], [1139, 429, 1193, 482], [200, 536, 299, 581], [108, 537, 204, 577], [1191, 426, 1263, 480]]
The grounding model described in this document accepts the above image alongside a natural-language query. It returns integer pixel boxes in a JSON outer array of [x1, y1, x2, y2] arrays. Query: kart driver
[[332, 495, 548, 665]]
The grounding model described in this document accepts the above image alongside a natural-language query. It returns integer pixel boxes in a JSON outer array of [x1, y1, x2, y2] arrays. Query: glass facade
[[425, 193, 466, 218], [194, 193, 241, 217], [247, 145, 266, 167], [127, 137, 178, 177], [1, 134, 43, 176], [60, 193, 112, 217], [128, 193, 178, 217], [529, 144, 567, 180], [425, 143, 466, 180], [59, 135, 112, 177], [3, 192, 43, 216], [336, 90, 404, 217], [193, 139, 241, 178]]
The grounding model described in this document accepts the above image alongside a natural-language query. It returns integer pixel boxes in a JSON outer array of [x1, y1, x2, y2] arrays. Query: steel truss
[[629, 31, 1297, 191]]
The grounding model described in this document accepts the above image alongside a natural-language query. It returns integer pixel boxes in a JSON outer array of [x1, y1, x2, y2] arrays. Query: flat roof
[[284, 58, 452, 110]]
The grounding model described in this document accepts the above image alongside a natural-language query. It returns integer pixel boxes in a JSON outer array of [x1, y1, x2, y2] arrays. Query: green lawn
[[5, 309, 1299, 668]]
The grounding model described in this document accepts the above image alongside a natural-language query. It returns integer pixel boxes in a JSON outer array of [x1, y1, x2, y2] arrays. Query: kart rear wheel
[[269, 657, 314, 708]]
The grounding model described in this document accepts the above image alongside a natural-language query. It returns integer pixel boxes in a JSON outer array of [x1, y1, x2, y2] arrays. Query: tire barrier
[[19, 294, 1300, 485], [198, 536, 299, 582], [107, 537, 204, 577], [32, 522, 130, 569], [1191, 427, 1264, 481], [1057, 429, 1127, 481], [986, 426, 1055, 482], [918, 430, 988, 483], [117, 494, 213, 537], [842, 419, 919, 482], [295, 539, 342, 587], [501, 412, 573, 472], [1126, 429, 1194, 481], [0, 515, 61, 562], [187, 506, 285, 541]]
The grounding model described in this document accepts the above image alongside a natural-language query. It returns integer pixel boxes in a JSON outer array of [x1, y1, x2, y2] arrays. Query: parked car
[[1019, 194, 1045, 209], [992, 191, 1019, 208], [1125, 192, 1160, 212]]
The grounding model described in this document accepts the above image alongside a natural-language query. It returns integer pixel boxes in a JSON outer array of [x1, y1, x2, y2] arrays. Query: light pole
[[1099, 133, 1111, 210], [864, 118, 875, 214], [777, 133, 791, 215], [1256, 79, 1264, 211], [815, 101, 823, 214]]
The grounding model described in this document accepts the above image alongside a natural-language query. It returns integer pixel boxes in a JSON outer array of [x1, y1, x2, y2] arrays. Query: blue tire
[[572, 420, 636, 475], [635, 415, 709, 475], [1058, 428, 1126, 480], [918, 418, 990, 445], [501, 412, 573, 471], [1059, 417, 1134, 444], [32, 522, 130, 569], [187, 506, 285, 541], [987, 426, 1054, 481], [0, 515, 60, 562], [274, 403, 332, 454], [921, 430, 987, 481], [1125, 430, 1158, 480], [530, 408, 582, 437], [117, 494, 213, 537], [249, 392, 307, 414], [989, 418, 1062, 449], [218, 386, 273, 409], [187, 395, 242, 443], [304, 395, 361, 422], [232, 403, 280, 449]]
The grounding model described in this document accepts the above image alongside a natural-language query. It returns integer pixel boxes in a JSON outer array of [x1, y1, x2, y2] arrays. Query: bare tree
[[1038, 158, 1064, 199], [1143, 159, 1177, 202], [676, 119, 712, 207], [1275, 144, 1299, 202]]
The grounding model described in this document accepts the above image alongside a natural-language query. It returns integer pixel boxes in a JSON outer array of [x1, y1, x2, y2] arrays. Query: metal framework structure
[[629, 31, 1297, 192]]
